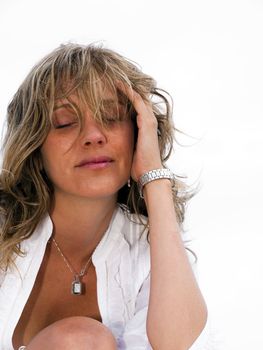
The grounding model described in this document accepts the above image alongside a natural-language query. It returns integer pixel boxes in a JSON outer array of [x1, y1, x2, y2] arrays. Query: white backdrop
[[1, 0, 263, 349]]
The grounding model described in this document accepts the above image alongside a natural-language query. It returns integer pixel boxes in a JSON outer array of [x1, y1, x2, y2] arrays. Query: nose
[[80, 118, 107, 147]]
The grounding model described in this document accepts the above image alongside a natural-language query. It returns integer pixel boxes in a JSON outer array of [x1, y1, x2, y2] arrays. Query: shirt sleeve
[[116, 272, 152, 350], [116, 255, 218, 349]]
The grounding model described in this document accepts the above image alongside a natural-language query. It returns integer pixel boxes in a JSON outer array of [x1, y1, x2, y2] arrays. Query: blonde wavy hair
[[0, 43, 191, 271]]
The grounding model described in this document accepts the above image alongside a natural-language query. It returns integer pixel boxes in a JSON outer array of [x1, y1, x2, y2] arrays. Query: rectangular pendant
[[71, 280, 82, 295]]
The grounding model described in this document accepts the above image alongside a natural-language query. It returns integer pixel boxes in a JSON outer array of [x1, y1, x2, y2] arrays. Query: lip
[[76, 156, 114, 169]]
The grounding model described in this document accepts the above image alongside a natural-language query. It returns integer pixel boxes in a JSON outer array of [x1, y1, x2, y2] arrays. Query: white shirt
[[0, 206, 214, 350]]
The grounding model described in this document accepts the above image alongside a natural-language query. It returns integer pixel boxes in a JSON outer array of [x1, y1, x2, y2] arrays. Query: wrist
[[143, 178, 172, 196], [138, 168, 175, 198]]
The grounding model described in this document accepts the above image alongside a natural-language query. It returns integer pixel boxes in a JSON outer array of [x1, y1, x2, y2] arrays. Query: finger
[[116, 81, 157, 126]]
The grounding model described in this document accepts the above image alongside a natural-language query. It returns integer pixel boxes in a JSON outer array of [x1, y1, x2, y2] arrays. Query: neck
[[49, 191, 118, 260]]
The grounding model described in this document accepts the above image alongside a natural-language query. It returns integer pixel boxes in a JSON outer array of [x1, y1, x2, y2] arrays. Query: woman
[[0, 43, 211, 349]]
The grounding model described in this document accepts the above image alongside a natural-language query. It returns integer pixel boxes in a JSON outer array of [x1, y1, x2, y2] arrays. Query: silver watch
[[138, 168, 175, 198]]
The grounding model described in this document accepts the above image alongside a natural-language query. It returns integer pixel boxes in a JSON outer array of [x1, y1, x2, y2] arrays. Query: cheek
[[40, 148, 54, 178], [40, 137, 64, 176], [111, 122, 134, 156], [123, 123, 135, 155], [122, 134, 134, 165], [41, 134, 73, 164]]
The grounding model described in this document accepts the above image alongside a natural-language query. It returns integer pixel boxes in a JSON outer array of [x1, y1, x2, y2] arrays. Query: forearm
[[144, 179, 207, 350]]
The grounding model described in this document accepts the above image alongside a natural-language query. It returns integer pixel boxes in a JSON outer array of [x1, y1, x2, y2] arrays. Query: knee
[[27, 316, 117, 350]]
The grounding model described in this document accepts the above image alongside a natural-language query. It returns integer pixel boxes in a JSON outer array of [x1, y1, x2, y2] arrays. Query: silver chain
[[52, 237, 93, 278]]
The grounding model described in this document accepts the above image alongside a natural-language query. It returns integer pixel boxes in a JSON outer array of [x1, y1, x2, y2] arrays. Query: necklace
[[52, 237, 93, 296]]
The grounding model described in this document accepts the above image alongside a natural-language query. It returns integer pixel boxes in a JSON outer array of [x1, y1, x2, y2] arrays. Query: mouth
[[76, 156, 114, 169]]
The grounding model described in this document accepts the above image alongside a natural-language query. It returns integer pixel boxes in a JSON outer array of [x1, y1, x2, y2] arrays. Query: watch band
[[138, 168, 175, 198]]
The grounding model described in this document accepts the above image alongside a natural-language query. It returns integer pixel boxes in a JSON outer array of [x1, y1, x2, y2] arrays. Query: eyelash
[[54, 115, 125, 129], [55, 122, 77, 129]]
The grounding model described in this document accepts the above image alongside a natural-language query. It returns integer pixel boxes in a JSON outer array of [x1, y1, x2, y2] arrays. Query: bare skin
[[12, 247, 103, 347], [26, 317, 117, 350]]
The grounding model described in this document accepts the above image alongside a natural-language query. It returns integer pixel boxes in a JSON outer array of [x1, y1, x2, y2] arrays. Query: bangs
[[50, 47, 135, 126]]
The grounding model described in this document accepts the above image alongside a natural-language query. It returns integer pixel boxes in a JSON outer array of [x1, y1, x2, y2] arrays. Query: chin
[[76, 186, 120, 200]]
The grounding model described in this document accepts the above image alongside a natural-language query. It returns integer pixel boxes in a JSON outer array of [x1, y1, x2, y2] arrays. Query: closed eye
[[105, 116, 118, 122], [55, 122, 78, 129]]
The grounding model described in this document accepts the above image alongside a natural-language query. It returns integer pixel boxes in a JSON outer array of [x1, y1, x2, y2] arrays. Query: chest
[[12, 245, 102, 348]]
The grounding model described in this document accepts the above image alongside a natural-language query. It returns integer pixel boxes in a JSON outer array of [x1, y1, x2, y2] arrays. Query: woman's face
[[41, 92, 134, 202]]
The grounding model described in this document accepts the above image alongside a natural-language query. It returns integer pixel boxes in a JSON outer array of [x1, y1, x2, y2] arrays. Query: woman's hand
[[117, 83, 163, 182]]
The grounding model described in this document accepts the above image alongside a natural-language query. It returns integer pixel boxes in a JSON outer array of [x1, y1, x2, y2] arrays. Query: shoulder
[[117, 205, 149, 247], [116, 206, 151, 278], [0, 214, 53, 279], [93, 206, 151, 282]]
